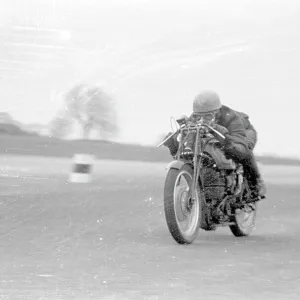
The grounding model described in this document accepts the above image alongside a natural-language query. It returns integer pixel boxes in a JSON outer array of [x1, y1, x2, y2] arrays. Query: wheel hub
[[179, 189, 191, 216]]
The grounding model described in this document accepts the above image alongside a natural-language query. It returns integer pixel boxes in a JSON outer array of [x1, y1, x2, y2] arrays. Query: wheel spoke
[[173, 171, 200, 237], [235, 204, 256, 232]]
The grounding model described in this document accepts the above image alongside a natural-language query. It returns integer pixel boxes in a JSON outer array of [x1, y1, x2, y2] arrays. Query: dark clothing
[[163, 104, 265, 198], [243, 153, 261, 186], [231, 109, 261, 186], [186, 105, 251, 162], [234, 110, 257, 150], [163, 132, 179, 157], [221, 108, 262, 187], [166, 105, 257, 165], [217, 105, 249, 155]]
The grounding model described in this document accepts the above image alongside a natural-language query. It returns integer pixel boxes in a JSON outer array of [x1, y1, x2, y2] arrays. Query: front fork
[[177, 126, 204, 205], [191, 127, 201, 203]]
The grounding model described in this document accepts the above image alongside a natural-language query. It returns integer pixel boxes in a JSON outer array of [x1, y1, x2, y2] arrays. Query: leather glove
[[163, 132, 175, 147], [211, 124, 229, 144], [163, 132, 179, 156], [212, 124, 229, 136]]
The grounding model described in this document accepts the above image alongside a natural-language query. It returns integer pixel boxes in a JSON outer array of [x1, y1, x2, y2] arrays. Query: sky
[[0, 0, 300, 157]]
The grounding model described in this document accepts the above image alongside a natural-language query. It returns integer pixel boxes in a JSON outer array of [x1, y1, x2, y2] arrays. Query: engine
[[202, 166, 227, 206], [202, 155, 243, 206], [202, 154, 227, 205]]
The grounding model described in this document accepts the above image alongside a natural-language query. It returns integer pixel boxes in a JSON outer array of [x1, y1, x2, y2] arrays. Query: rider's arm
[[218, 112, 251, 160], [245, 119, 258, 150]]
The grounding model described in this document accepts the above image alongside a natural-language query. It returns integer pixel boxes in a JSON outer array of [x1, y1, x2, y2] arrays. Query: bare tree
[[49, 110, 72, 139], [64, 83, 119, 139]]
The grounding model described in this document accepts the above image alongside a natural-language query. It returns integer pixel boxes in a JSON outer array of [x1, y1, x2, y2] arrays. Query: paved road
[[1, 155, 300, 299]]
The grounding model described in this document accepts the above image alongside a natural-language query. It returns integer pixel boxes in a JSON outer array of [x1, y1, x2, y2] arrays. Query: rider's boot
[[252, 177, 267, 200], [243, 151, 266, 201]]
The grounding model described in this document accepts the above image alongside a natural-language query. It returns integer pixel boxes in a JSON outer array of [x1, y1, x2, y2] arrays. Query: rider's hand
[[163, 132, 176, 147], [209, 124, 229, 144], [199, 126, 209, 135], [212, 124, 229, 136], [163, 132, 179, 156]]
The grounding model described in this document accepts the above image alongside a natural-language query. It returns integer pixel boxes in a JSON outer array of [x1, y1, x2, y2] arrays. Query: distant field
[[0, 134, 300, 166], [0, 134, 171, 162]]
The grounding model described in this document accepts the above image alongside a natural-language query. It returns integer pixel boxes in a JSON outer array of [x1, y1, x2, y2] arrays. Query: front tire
[[164, 164, 201, 244]]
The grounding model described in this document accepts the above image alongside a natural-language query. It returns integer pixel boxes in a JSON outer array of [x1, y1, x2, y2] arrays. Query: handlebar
[[157, 122, 225, 148], [157, 131, 178, 148], [203, 124, 226, 140]]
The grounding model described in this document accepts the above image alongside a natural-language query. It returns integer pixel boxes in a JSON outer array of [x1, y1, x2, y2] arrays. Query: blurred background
[[0, 0, 300, 157], [2, 3, 300, 298]]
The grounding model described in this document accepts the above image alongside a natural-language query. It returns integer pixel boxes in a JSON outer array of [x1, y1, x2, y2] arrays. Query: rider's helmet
[[193, 90, 222, 113]]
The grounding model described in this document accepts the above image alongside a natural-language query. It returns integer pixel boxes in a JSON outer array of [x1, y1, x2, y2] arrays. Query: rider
[[164, 90, 266, 200]]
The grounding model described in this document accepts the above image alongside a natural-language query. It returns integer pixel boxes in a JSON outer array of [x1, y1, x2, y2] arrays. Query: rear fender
[[165, 160, 185, 171]]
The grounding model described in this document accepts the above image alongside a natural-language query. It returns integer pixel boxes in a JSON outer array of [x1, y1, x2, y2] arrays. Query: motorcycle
[[158, 114, 257, 244]]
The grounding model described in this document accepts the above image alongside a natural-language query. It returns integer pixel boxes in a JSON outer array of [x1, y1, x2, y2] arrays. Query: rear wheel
[[164, 164, 201, 244], [229, 180, 257, 237]]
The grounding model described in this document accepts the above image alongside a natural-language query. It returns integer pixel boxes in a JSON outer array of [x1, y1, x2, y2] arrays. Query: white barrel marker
[[69, 154, 94, 183]]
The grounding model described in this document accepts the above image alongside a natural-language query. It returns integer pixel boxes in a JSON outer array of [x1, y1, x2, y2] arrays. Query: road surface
[[1, 155, 300, 299]]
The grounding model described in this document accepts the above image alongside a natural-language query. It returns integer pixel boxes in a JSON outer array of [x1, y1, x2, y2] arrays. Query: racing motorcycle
[[158, 114, 258, 244]]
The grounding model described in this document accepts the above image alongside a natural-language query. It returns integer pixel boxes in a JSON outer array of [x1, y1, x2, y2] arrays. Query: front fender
[[165, 160, 185, 171]]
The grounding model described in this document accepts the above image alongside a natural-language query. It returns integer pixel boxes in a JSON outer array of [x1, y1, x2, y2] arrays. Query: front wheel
[[164, 164, 201, 244]]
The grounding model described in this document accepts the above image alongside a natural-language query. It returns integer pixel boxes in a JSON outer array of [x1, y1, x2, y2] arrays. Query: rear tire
[[164, 164, 201, 244], [229, 181, 257, 237]]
